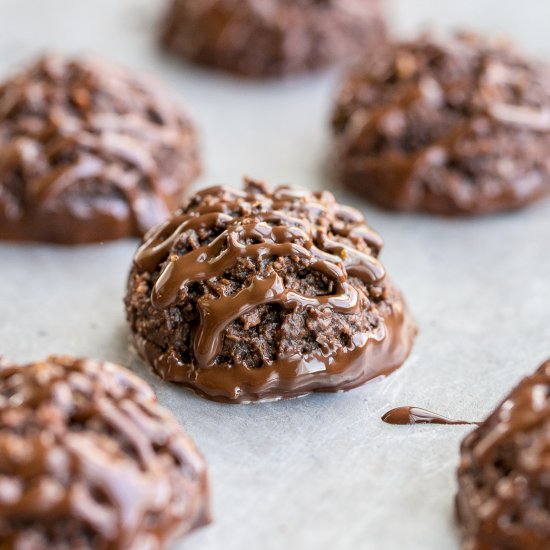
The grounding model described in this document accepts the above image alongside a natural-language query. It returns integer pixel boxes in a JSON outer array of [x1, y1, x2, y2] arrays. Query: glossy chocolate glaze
[[457, 359, 550, 549], [0, 356, 209, 549], [382, 406, 479, 426], [0, 55, 200, 244], [127, 180, 416, 403], [332, 33, 550, 215]]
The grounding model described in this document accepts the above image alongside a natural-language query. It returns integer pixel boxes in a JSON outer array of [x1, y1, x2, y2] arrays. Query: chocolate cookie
[[125, 179, 416, 403], [0, 355, 209, 549], [160, 0, 386, 78], [457, 360, 550, 549], [0, 55, 200, 244], [332, 33, 550, 215]]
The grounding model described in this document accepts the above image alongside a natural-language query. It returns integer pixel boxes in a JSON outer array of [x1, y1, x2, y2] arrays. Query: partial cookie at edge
[[0, 355, 209, 549], [457, 359, 550, 549]]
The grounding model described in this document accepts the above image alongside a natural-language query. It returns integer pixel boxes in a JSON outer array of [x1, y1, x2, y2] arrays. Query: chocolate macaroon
[[160, 0, 386, 78], [457, 360, 550, 549], [125, 179, 416, 403], [0, 55, 200, 244], [332, 33, 550, 215], [0, 355, 209, 549]]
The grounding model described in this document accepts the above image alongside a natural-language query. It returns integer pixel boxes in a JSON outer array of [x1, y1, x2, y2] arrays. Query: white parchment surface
[[1, 1, 549, 548]]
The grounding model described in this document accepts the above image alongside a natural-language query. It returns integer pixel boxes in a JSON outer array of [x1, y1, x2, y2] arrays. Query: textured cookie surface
[[332, 33, 550, 215], [125, 179, 416, 403], [0, 356, 209, 550], [160, 0, 386, 77], [0, 55, 199, 243], [457, 360, 550, 550]]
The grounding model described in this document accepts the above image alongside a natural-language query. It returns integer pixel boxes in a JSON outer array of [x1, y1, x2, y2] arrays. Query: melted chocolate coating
[[0, 55, 200, 244], [0, 356, 209, 549], [125, 179, 416, 403], [457, 360, 550, 549], [332, 33, 550, 215], [160, 0, 386, 77]]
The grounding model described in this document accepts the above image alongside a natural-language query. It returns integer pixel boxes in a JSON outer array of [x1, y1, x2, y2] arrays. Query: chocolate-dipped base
[[0, 356, 209, 549], [125, 179, 416, 403], [457, 360, 550, 549]]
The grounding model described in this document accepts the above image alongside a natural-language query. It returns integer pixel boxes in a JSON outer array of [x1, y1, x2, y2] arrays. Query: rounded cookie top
[[457, 360, 550, 550], [160, 0, 386, 77], [125, 179, 416, 403], [332, 33, 550, 215], [0, 355, 209, 550], [0, 54, 200, 244]]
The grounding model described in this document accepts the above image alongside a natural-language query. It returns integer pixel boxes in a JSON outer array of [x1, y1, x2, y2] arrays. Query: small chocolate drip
[[381, 406, 480, 426]]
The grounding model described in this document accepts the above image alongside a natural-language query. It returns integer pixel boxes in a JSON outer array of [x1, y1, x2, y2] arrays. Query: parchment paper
[[1, 1, 549, 548]]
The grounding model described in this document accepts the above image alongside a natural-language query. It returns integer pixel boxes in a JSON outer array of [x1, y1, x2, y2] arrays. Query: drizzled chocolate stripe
[[135, 212, 234, 272], [195, 272, 361, 368]]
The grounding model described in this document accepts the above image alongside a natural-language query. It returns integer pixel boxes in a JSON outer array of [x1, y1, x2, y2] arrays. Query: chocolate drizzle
[[0, 54, 200, 243], [127, 179, 416, 402], [382, 406, 479, 426], [0, 356, 209, 549]]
